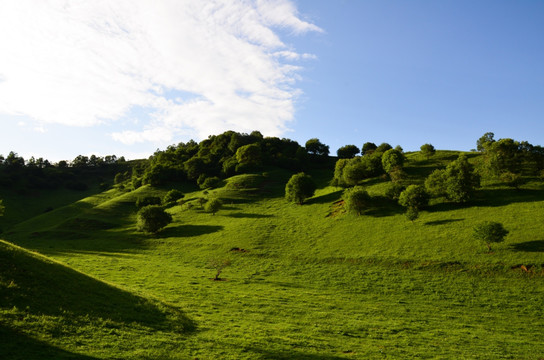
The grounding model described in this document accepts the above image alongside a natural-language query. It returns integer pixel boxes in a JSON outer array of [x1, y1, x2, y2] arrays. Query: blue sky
[[0, 0, 543, 162]]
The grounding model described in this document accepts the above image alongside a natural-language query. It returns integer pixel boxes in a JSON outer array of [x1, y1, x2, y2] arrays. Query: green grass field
[[1, 152, 544, 359]]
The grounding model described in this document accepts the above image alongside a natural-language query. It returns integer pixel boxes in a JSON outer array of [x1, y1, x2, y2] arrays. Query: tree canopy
[[285, 172, 316, 205]]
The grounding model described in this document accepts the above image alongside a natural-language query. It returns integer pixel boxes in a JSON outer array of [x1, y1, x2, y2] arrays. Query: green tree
[[420, 143, 436, 158], [472, 221, 508, 251], [376, 143, 393, 153], [235, 143, 262, 167], [136, 196, 162, 208], [343, 186, 371, 215], [398, 185, 429, 211], [381, 149, 404, 174], [330, 159, 350, 187], [163, 189, 184, 204], [204, 197, 223, 215], [425, 154, 480, 203], [0, 199, 4, 217], [305, 138, 330, 156], [136, 205, 172, 234], [476, 132, 495, 152], [336, 145, 360, 159], [361, 142, 377, 155], [285, 172, 316, 205]]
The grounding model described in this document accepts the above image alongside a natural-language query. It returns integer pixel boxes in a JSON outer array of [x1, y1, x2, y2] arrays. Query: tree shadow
[[246, 346, 348, 360], [306, 190, 343, 205], [0, 324, 99, 360], [161, 224, 223, 238], [424, 218, 464, 226], [364, 196, 404, 217], [474, 188, 544, 207], [510, 240, 544, 252], [225, 213, 274, 219]]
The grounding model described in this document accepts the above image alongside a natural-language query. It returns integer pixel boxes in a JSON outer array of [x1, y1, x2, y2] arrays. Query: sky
[[0, 0, 543, 162]]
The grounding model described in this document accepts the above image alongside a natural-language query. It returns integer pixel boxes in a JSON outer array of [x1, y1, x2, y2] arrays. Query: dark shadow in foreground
[[510, 240, 544, 253], [161, 224, 224, 238], [0, 324, 99, 360], [424, 218, 464, 226]]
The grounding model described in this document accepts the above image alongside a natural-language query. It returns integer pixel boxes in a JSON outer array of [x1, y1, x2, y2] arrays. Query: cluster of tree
[[476, 132, 544, 181], [136, 131, 331, 188], [0, 151, 129, 192], [331, 144, 404, 187]]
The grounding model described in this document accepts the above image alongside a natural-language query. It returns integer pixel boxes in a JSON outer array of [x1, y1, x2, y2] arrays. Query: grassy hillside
[[0, 240, 194, 359], [2, 151, 544, 358]]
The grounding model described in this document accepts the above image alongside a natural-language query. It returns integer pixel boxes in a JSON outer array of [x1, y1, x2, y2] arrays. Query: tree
[[204, 198, 223, 215], [305, 138, 330, 156], [235, 143, 262, 167], [420, 143, 436, 158], [343, 186, 371, 215], [208, 258, 231, 281], [336, 145, 360, 159], [330, 159, 350, 188], [425, 154, 480, 203], [362, 142, 377, 155], [136, 205, 172, 234], [381, 149, 404, 174], [0, 199, 4, 217], [376, 143, 393, 153], [285, 172, 316, 205], [163, 189, 184, 204], [136, 196, 162, 208], [398, 185, 429, 211], [476, 132, 495, 152], [472, 221, 508, 251]]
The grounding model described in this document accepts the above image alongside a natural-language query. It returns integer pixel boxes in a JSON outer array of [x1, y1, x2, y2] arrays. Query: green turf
[[1, 153, 544, 359]]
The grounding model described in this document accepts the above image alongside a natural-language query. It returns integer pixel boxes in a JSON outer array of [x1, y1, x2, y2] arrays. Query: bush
[[163, 189, 184, 204], [473, 221, 509, 251], [136, 205, 172, 234], [398, 185, 429, 210], [381, 149, 404, 174], [136, 196, 162, 208], [285, 172, 316, 205], [204, 198, 223, 215], [343, 186, 371, 215], [420, 143, 436, 158], [200, 176, 222, 190], [384, 182, 405, 201]]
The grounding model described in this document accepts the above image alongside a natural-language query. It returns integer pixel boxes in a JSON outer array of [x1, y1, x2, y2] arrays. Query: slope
[[0, 240, 194, 360]]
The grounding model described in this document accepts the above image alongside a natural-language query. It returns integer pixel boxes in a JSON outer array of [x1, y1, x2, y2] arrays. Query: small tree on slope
[[285, 172, 316, 205]]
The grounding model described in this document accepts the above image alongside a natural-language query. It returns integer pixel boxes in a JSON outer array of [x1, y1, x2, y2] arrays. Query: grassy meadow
[[1, 151, 544, 359]]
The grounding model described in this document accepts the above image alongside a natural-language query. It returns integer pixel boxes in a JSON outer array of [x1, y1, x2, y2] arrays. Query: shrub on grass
[[343, 186, 371, 215], [136, 205, 172, 234], [136, 196, 162, 208], [472, 221, 509, 252], [199, 176, 222, 190], [420, 143, 436, 158], [398, 185, 429, 210], [163, 189, 184, 204], [384, 182, 405, 201], [285, 172, 316, 205], [204, 198, 223, 215]]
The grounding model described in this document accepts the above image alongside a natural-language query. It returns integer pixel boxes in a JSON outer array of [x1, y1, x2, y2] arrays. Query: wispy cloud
[[0, 0, 321, 145]]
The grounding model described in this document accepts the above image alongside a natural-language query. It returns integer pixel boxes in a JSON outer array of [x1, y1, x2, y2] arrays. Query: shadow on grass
[[475, 188, 544, 207], [424, 218, 464, 226], [225, 213, 274, 219], [0, 324, 99, 360], [0, 240, 196, 333], [306, 190, 343, 205], [247, 346, 348, 360], [510, 240, 544, 253], [161, 224, 223, 238], [364, 196, 404, 217]]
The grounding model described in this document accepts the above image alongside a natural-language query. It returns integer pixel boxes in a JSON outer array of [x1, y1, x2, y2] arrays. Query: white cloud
[[0, 0, 321, 145]]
